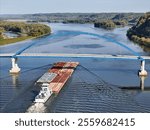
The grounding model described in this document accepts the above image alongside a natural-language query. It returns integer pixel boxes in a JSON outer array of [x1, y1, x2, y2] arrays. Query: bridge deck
[[0, 53, 150, 60], [0, 53, 15, 57]]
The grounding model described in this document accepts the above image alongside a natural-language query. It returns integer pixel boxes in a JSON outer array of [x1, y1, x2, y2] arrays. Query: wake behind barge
[[35, 62, 79, 103]]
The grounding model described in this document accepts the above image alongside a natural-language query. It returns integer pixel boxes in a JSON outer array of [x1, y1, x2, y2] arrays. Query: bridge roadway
[[0, 53, 150, 60]]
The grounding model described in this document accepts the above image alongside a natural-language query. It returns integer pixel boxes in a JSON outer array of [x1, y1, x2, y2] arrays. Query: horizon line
[[0, 11, 148, 15]]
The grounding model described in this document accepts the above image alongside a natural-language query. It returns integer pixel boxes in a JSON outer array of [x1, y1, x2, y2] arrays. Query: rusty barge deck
[[37, 62, 79, 94]]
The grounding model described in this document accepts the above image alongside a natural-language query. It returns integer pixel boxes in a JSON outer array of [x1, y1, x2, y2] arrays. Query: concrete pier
[[0, 53, 148, 75], [139, 60, 148, 76], [140, 76, 146, 91], [9, 58, 21, 74]]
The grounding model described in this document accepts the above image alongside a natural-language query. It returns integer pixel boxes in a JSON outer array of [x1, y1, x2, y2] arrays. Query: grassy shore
[[0, 36, 33, 46], [0, 32, 50, 46], [0, 21, 51, 46]]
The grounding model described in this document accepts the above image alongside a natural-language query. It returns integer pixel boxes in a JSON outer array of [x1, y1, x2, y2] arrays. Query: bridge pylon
[[139, 60, 148, 76], [9, 58, 21, 74]]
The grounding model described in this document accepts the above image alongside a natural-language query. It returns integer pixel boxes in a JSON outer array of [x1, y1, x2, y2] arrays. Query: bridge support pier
[[139, 60, 148, 76], [9, 58, 21, 74], [140, 76, 146, 91]]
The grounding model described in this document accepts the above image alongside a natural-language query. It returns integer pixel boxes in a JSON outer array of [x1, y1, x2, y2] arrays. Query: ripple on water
[[47, 66, 150, 113]]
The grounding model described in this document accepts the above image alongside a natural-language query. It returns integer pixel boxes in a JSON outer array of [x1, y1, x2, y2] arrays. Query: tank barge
[[34, 62, 79, 103]]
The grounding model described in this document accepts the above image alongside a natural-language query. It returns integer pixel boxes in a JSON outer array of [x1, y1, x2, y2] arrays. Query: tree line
[[127, 12, 150, 47], [0, 21, 51, 39], [94, 20, 128, 30], [0, 13, 143, 24]]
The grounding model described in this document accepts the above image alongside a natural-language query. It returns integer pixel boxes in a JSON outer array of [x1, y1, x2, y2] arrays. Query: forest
[[0, 13, 143, 24], [94, 20, 128, 30], [127, 12, 150, 47], [0, 21, 51, 45]]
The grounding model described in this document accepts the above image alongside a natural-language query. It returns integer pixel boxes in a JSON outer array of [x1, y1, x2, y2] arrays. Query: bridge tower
[[9, 58, 21, 74], [139, 60, 148, 76]]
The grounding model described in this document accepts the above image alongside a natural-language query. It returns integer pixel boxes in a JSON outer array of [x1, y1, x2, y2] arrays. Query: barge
[[34, 62, 79, 103]]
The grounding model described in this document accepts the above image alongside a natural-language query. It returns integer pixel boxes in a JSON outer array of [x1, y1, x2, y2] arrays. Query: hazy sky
[[0, 0, 149, 14]]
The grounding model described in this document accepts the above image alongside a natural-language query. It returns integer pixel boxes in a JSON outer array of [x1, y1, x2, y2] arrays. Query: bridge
[[0, 30, 149, 77], [1, 53, 150, 59], [0, 52, 149, 77]]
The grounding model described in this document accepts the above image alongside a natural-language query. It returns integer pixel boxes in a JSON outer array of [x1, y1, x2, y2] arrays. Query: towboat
[[34, 83, 52, 103], [34, 62, 79, 103]]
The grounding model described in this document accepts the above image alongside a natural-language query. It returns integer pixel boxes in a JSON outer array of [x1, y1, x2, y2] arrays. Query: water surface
[[0, 23, 150, 112]]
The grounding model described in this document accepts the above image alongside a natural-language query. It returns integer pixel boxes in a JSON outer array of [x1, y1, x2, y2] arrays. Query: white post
[[140, 76, 145, 91], [139, 60, 148, 76], [9, 58, 21, 74]]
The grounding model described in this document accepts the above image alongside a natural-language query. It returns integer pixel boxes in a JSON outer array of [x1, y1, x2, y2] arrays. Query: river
[[0, 23, 150, 112]]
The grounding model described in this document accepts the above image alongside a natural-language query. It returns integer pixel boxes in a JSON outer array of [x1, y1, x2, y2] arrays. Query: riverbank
[[0, 21, 51, 46], [0, 32, 50, 46], [0, 36, 32, 45], [127, 12, 150, 48]]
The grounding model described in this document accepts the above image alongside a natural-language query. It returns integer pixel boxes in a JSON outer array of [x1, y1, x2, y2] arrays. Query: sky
[[0, 0, 150, 14]]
